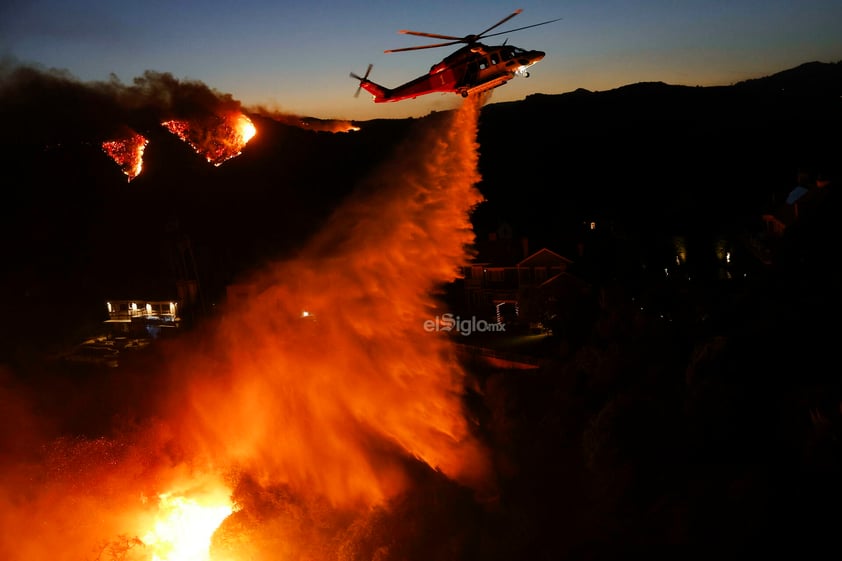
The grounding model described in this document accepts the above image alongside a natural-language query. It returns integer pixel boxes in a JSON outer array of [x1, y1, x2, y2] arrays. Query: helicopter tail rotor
[[350, 64, 374, 98]]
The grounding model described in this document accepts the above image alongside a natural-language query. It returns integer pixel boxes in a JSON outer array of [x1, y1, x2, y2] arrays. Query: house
[[103, 299, 182, 339], [460, 241, 589, 332]]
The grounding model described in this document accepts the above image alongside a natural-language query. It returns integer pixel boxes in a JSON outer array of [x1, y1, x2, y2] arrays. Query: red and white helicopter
[[351, 9, 561, 103]]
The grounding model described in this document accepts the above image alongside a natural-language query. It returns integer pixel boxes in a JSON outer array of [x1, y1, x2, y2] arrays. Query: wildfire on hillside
[[247, 104, 361, 133], [102, 131, 149, 182], [162, 112, 256, 167], [291, 116, 360, 133]]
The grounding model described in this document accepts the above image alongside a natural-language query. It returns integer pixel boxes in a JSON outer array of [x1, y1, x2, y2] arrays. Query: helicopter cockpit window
[[478, 57, 489, 70], [490, 53, 499, 65]]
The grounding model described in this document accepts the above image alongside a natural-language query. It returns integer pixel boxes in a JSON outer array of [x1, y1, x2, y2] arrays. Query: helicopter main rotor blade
[[382, 10, 562, 55], [397, 30, 464, 41], [479, 17, 564, 40], [475, 9, 522, 39], [385, 40, 463, 53]]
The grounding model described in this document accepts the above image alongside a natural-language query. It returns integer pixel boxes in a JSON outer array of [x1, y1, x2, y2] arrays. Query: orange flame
[[162, 112, 256, 166], [102, 132, 149, 181], [0, 431, 239, 561], [140, 492, 234, 561]]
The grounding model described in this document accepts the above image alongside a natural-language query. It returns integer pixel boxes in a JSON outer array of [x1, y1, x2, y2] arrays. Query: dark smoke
[[0, 60, 353, 145], [0, 60, 243, 144]]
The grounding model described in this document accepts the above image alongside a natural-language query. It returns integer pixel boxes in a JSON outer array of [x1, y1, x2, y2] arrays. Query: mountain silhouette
[[474, 60, 841, 249], [1, 60, 840, 356]]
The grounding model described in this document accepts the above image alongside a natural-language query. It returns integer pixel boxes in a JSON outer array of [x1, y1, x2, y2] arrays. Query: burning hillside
[[249, 105, 360, 133], [0, 63, 354, 181], [0, 94, 491, 561], [102, 130, 149, 181], [162, 112, 256, 167]]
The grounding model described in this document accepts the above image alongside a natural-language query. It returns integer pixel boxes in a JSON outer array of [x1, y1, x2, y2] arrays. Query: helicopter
[[350, 9, 561, 103]]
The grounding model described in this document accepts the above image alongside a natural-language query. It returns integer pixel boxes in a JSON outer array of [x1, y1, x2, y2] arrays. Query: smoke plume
[[0, 61, 354, 148]]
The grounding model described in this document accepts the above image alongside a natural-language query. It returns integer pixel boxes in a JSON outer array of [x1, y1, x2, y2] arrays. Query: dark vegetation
[[454, 61, 842, 559]]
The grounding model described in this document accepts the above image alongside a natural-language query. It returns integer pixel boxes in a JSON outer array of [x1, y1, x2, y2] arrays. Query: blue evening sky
[[2, 0, 841, 120]]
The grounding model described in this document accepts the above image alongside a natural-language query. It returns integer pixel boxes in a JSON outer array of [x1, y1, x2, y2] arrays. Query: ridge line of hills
[[1, 59, 840, 355]]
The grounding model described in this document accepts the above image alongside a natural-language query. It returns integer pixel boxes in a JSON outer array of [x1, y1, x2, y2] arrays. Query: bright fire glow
[[102, 132, 148, 181], [167, 95, 493, 510], [237, 114, 257, 143], [162, 112, 256, 166], [141, 492, 233, 561], [0, 95, 494, 561]]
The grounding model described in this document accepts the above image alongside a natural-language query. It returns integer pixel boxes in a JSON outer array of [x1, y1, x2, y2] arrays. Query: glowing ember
[[162, 112, 256, 166], [141, 492, 234, 561], [102, 132, 148, 181]]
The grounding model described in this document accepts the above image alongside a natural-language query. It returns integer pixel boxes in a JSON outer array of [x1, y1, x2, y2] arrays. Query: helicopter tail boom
[[350, 65, 392, 102], [358, 79, 391, 102]]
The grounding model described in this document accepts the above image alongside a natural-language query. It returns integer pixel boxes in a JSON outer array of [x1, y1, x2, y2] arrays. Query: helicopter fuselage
[[359, 43, 545, 103]]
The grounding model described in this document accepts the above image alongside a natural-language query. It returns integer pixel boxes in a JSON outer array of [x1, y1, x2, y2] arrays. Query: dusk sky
[[2, 0, 841, 121]]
